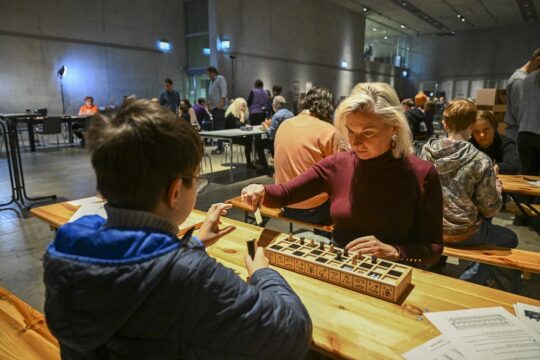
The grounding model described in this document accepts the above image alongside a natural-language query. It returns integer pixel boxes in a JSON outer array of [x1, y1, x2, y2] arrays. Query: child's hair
[[443, 99, 477, 132], [86, 98, 203, 211]]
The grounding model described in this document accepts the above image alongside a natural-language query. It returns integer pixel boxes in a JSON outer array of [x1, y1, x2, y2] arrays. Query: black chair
[[35, 117, 63, 149]]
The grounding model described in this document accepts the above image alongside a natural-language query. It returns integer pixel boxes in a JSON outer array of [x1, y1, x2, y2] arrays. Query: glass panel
[[186, 0, 209, 34], [364, 19, 411, 68], [187, 34, 210, 69]]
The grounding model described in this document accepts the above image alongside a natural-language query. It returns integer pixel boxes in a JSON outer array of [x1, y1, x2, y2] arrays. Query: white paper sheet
[[402, 335, 466, 360], [526, 180, 540, 187], [425, 307, 540, 360], [67, 196, 103, 206], [514, 302, 540, 334], [68, 200, 107, 222]]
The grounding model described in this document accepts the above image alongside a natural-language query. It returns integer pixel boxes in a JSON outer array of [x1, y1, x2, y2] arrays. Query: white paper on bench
[[513, 302, 540, 334], [402, 335, 466, 360], [68, 201, 107, 222]]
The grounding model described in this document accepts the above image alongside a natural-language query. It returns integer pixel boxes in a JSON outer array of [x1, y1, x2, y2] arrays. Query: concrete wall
[[208, 0, 411, 104], [409, 22, 540, 97], [0, 0, 186, 114]]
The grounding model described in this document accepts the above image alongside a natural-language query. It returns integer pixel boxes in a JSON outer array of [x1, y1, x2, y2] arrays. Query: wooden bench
[[0, 287, 60, 359], [226, 196, 333, 233], [443, 245, 540, 279]]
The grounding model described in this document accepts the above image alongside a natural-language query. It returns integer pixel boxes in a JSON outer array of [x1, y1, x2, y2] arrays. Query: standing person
[[271, 86, 336, 228], [225, 98, 254, 168], [207, 66, 227, 153], [268, 85, 283, 117], [43, 98, 312, 359], [424, 100, 435, 138], [74, 96, 99, 147], [421, 99, 518, 289], [518, 69, 540, 179], [193, 98, 213, 130], [405, 92, 429, 141], [504, 48, 540, 141], [241, 83, 443, 269], [255, 95, 294, 174], [247, 79, 270, 126], [179, 99, 199, 129], [159, 79, 181, 114]]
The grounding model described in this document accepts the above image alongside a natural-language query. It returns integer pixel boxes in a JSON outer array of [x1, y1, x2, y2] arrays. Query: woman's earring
[[391, 134, 397, 149]]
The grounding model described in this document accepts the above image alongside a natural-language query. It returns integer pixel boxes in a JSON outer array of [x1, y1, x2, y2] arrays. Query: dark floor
[[1, 142, 539, 311]]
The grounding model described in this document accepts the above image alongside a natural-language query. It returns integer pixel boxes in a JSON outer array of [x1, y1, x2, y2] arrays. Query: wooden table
[[31, 201, 540, 359], [499, 174, 540, 231]]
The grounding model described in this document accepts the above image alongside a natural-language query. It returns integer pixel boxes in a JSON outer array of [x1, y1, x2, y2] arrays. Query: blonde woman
[[225, 98, 254, 167], [241, 83, 444, 269]]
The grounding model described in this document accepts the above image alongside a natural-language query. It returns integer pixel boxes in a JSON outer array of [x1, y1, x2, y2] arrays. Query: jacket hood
[[43, 215, 200, 352], [422, 138, 482, 175]]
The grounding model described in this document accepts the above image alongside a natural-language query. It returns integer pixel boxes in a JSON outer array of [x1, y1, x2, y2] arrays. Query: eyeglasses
[[182, 176, 210, 195]]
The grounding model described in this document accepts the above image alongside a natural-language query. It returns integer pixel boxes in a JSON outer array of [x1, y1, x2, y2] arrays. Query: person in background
[[504, 48, 540, 141], [421, 99, 518, 289], [43, 98, 312, 359], [268, 85, 283, 117], [159, 79, 181, 114], [225, 98, 254, 168], [193, 98, 213, 131], [242, 83, 443, 269], [470, 110, 520, 175], [179, 99, 199, 129], [405, 92, 429, 141], [207, 66, 227, 154], [424, 100, 435, 138], [254, 95, 294, 174], [247, 79, 270, 126], [74, 96, 99, 147]]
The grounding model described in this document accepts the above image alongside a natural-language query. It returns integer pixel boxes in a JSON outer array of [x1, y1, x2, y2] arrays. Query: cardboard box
[[475, 88, 506, 106]]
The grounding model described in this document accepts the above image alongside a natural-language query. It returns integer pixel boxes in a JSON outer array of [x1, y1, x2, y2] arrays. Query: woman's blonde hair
[[225, 97, 249, 119], [334, 82, 413, 158]]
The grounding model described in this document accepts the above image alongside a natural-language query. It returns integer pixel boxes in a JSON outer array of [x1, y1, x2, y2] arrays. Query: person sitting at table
[[470, 110, 520, 175], [242, 82, 444, 269], [179, 99, 200, 130], [254, 95, 294, 175], [43, 98, 312, 359], [421, 99, 518, 288], [270, 86, 336, 229], [225, 97, 255, 168], [74, 96, 98, 147], [193, 98, 213, 130]]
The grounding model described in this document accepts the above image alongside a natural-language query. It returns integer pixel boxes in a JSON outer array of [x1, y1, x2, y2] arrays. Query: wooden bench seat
[[443, 245, 540, 278], [0, 287, 60, 359], [226, 196, 333, 233]]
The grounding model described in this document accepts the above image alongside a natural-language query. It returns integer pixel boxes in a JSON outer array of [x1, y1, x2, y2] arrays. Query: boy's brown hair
[[443, 99, 477, 132], [86, 98, 203, 211]]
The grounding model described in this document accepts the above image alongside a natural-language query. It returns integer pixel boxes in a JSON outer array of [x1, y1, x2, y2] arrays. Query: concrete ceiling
[[334, 0, 540, 36]]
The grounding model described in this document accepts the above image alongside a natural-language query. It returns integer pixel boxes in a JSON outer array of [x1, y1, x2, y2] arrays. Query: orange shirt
[[78, 104, 98, 115], [273, 113, 335, 209]]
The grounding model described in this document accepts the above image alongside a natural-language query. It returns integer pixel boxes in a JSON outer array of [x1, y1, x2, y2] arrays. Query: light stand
[[229, 55, 236, 98], [57, 66, 67, 115]]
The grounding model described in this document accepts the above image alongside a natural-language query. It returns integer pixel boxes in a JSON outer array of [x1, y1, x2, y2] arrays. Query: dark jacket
[[405, 108, 429, 140], [470, 133, 520, 174], [43, 215, 312, 360]]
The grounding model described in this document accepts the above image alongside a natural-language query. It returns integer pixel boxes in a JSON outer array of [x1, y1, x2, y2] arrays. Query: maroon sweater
[[264, 150, 443, 268]]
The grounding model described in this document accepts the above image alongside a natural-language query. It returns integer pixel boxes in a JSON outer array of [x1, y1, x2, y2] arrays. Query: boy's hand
[[241, 184, 265, 210], [244, 247, 269, 277], [198, 203, 236, 248], [496, 179, 503, 193]]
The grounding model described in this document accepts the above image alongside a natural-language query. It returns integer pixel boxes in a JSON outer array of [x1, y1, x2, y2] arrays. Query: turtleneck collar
[[355, 149, 399, 167], [103, 204, 179, 236]]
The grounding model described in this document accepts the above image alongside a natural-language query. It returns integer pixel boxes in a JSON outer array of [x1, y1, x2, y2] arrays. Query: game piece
[[344, 248, 349, 257], [288, 233, 293, 241], [265, 234, 412, 303], [254, 207, 263, 225], [299, 237, 305, 245], [319, 242, 325, 250], [246, 239, 256, 259]]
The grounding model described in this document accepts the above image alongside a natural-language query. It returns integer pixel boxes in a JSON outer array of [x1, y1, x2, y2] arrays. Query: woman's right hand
[[244, 246, 269, 278], [241, 184, 265, 209]]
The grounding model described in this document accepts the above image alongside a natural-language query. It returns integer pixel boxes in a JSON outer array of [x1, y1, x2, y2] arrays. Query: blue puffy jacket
[[43, 215, 312, 359]]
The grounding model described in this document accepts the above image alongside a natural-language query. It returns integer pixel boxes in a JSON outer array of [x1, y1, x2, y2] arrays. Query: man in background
[[159, 78, 181, 114], [207, 66, 227, 154]]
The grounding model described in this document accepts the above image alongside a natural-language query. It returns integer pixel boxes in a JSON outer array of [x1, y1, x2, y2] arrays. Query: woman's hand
[[345, 235, 400, 261], [241, 184, 265, 209], [198, 203, 236, 248], [244, 246, 269, 278]]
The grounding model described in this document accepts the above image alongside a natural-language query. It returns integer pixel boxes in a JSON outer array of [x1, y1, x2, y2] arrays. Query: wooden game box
[[265, 235, 412, 303]]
